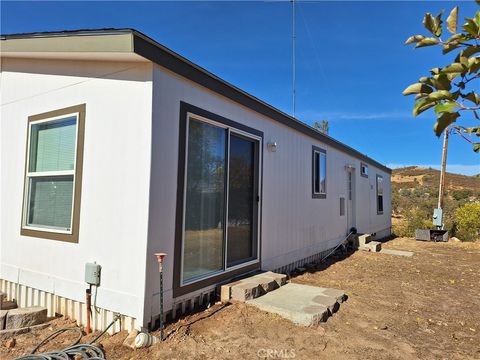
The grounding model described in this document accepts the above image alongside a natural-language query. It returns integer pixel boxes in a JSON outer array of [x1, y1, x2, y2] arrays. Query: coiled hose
[[14, 315, 120, 360]]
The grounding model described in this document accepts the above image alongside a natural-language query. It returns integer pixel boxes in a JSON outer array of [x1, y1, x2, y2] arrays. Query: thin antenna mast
[[292, 0, 296, 118]]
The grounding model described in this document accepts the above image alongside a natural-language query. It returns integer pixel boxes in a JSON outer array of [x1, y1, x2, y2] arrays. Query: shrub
[[454, 203, 480, 241], [452, 190, 472, 201]]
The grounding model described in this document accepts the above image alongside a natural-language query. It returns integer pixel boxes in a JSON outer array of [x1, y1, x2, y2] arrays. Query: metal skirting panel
[[0, 278, 138, 334], [272, 247, 335, 275]]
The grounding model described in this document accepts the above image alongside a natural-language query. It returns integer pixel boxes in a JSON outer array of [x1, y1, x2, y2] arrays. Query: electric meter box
[[432, 208, 443, 227], [85, 262, 101, 286]]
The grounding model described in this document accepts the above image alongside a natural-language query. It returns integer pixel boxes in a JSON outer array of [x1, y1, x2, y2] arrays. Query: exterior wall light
[[267, 141, 277, 152]]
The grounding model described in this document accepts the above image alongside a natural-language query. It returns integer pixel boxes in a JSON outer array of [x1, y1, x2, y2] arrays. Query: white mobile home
[[0, 29, 391, 332]]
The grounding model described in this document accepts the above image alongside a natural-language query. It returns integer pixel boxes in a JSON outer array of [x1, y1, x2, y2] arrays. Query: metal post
[[437, 127, 449, 229], [291, 0, 296, 118], [154, 253, 167, 340], [85, 286, 92, 334]]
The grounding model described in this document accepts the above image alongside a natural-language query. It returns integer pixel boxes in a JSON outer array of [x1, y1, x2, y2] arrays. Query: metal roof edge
[[131, 30, 391, 174], [0, 28, 391, 174]]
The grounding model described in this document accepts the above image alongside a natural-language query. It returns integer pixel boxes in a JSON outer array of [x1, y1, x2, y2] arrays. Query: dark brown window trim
[[20, 104, 86, 243], [173, 101, 263, 298], [360, 162, 369, 178], [376, 174, 384, 215], [312, 145, 326, 199]]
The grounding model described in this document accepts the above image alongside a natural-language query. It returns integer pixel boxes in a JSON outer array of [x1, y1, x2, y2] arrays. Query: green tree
[[403, 4, 480, 152], [312, 120, 329, 135], [454, 202, 480, 240]]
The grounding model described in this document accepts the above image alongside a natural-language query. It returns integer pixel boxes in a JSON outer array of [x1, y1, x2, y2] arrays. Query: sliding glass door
[[182, 117, 260, 284]]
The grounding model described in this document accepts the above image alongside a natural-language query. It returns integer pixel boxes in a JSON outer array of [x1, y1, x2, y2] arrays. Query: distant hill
[[392, 166, 480, 192], [391, 166, 479, 238]]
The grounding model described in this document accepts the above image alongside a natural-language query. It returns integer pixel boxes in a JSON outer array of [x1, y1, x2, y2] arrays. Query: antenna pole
[[292, 0, 296, 118]]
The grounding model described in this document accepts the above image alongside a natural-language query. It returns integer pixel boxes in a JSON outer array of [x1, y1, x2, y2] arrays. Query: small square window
[[360, 163, 369, 178]]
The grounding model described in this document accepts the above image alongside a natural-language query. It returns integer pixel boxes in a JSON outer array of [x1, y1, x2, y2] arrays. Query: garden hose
[[14, 314, 120, 360]]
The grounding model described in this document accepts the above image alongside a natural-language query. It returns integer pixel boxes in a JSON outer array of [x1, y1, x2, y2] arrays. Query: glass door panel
[[227, 133, 257, 267], [183, 119, 226, 283]]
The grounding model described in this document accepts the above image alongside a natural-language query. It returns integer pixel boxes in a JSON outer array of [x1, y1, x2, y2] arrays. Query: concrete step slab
[[247, 283, 346, 326], [367, 241, 382, 252], [1, 300, 18, 311], [220, 271, 287, 303], [358, 234, 372, 246], [5, 306, 47, 330]]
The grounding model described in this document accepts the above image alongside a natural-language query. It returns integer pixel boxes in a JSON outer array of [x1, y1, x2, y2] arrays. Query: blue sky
[[2, 1, 479, 175]]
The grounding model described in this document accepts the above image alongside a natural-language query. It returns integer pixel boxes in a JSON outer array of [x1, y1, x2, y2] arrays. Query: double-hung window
[[376, 174, 384, 214], [312, 146, 326, 198], [21, 104, 85, 243]]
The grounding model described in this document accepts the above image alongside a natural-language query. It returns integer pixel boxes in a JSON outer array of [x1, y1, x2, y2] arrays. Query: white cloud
[[297, 110, 411, 122], [387, 163, 480, 176]]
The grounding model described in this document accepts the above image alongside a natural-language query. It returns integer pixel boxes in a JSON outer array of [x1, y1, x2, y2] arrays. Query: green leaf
[[461, 45, 480, 58], [467, 56, 480, 73], [446, 7, 458, 34], [434, 112, 460, 136], [405, 35, 425, 44], [423, 13, 437, 35], [434, 11, 444, 37], [474, 143, 480, 152], [434, 102, 457, 114], [402, 83, 433, 95], [463, 18, 479, 37], [428, 90, 454, 101], [445, 33, 464, 43], [475, 10, 480, 27], [442, 42, 460, 54], [430, 74, 452, 90], [413, 98, 436, 116], [441, 63, 465, 73], [446, 72, 462, 81], [415, 38, 439, 48]]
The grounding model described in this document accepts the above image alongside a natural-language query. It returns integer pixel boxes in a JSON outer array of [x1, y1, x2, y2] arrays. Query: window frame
[[312, 145, 327, 199], [376, 174, 384, 215], [21, 104, 86, 243], [360, 162, 369, 178]]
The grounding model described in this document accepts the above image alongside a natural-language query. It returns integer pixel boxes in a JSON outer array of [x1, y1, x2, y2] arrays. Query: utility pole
[[292, 0, 296, 118], [437, 127, 449, 210], [433, 126, 449, 230]]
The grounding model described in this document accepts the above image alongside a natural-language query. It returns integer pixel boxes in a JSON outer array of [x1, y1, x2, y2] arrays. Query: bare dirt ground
[[2, 237, 479, 360]]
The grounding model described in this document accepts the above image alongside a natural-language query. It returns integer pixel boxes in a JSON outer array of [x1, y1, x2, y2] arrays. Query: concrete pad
[[5, 306, 47, 329], [247, 283, 346, 326], [380, 249, 414, 257]]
